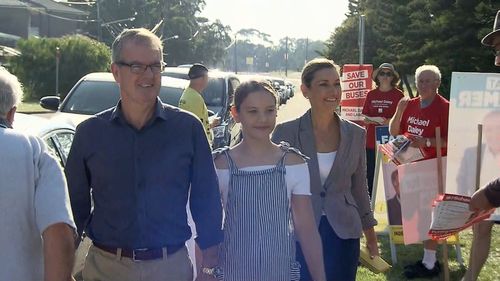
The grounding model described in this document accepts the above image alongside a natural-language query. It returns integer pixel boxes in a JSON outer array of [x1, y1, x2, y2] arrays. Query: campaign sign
[[445, 72, 500, 221], [375, 125, 395, 146], [399, 157, 447, 244], [341, 64, 373, 121]]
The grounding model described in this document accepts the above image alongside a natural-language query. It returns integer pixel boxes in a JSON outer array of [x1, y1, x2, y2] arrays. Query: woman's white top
[[317, 152, 337, 186], [216, 163, 311, 207]]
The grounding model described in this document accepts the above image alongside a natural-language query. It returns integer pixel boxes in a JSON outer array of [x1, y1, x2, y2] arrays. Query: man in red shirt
[[390, 64, 449, 279]]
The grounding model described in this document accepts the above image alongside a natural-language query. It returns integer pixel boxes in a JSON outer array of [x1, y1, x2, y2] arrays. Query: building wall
[[0, 7, 30, 38], [0, 7, 85, 40]]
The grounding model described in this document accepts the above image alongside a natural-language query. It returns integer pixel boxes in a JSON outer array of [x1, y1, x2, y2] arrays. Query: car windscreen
[[61, 80, 184, 115], [62, 81, 120, 114], [203, 78, 224, 106]]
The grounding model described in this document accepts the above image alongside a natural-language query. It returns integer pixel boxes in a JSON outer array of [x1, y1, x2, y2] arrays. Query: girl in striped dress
[[213, 80, 326, 281]]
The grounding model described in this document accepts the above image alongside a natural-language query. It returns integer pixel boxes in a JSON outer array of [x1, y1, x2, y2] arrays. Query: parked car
[[285, 80, 295, 97], [269, 77, 291, 103], [237, 74, 288, 105], [38, 72, 186, 125], [13, 113, 75, 167], [37, 72, 237, 149], [162, 67, 242, 147]]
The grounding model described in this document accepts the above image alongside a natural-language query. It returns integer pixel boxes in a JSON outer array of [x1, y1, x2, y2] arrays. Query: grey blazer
[[272, 110, 377, 239]]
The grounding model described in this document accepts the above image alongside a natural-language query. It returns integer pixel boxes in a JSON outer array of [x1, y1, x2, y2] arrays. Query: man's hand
[[408, 135, 426, 148], [195, 244, 219, 281], [195, 271, 217, 281], [470, 188, 494, 212], [210, 117, 221, 129]]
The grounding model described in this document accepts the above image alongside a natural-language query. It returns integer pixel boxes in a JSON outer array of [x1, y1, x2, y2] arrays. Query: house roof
[[29, 0, 88, 16], [0, 0, 29, 8], [0, 45, 21, 56]]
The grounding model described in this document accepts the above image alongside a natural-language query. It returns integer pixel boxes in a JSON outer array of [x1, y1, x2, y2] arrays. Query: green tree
[[324, 0, 499, 99], [191, 20, 232, 67], [8, 35, 110, 100]]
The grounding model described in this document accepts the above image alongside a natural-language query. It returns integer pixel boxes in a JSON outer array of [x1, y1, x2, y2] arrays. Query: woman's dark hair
[[301, 58, 340, 88], [233, 80, 278, 111]]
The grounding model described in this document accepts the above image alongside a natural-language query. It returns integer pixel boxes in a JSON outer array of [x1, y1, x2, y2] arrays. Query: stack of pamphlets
[[428, 193, 495, 240], [379, 134, 424, 165], [362, 114, 385, 125]]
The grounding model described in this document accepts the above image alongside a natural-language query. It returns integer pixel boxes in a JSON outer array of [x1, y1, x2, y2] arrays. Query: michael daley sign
[[406, 117, 430, 135], [340, 64, 373, 121]]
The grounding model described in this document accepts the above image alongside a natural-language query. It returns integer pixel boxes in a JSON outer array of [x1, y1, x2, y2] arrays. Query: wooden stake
[[435, 127, 449, 281], [475, 124, 483, 192]]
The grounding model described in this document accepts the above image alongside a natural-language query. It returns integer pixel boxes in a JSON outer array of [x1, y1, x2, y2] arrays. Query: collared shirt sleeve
[[189, 119, 223, 249], [484, 178, 500, 208], [32, 136, 76, 235], [65, 123, 92, 238]]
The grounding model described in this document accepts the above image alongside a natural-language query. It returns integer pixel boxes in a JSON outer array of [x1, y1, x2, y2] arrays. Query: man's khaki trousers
[[82, 245, 193, 281]]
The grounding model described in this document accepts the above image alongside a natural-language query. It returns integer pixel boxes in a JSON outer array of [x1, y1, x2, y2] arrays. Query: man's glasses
[[116, 61, 165, 74]]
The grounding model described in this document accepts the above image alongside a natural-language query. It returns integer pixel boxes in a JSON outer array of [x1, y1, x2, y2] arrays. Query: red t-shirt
[[400, 94, 449, 159], [362, 88, 404, 149]]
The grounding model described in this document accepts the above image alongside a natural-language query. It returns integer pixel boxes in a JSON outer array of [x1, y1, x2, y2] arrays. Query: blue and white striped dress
[[215, 144, 301, 281]]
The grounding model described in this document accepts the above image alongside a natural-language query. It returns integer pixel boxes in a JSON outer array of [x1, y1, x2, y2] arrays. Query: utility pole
[[285, 36, 288, 77], [96, 0, 102, 41], [234, 33, 238, 74], [55, 47, 60, 96], [305, 37, 309, 66], [358, 15, 365, 64]]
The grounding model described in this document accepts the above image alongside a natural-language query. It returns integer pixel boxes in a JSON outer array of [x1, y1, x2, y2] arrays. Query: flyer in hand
[[359, 246, 391, 273], [428, 193, 495, 240], [379, 134, 424, 165]]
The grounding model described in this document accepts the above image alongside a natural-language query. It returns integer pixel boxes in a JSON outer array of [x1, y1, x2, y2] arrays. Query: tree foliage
[[325, 0, 499, 98], [223, 30, 326, 73], [7, 35, 110, 100], [73, 0, 231, 67]]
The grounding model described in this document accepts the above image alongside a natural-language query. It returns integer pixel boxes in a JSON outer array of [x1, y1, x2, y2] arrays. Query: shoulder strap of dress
[[212, 146, 238, 171], [277, 141, 310, 166]]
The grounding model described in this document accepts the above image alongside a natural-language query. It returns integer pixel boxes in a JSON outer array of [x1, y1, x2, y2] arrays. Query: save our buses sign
[[340, 64, 373, 122]]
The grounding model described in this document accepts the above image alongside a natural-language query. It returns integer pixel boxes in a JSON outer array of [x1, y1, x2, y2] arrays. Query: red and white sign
[[340, 64, 373, 121]]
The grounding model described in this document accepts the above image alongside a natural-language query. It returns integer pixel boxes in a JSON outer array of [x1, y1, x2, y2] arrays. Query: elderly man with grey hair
[[0, 68, 76, 281], [389, 64, 450, 279]]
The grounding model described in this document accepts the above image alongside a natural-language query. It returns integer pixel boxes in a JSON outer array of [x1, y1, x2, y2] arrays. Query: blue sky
[[200, 0, 349, 42]]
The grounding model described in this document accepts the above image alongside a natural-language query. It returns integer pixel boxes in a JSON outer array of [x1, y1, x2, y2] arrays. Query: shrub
[[8, 35, 110, 100]]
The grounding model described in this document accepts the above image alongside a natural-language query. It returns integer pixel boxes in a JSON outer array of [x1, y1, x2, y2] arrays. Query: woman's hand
[[366, 239, 379, 258], [363, 227, 379, 258]]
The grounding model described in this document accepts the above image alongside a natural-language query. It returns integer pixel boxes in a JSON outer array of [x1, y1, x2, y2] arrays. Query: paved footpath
[[277, 80, 309, 124]]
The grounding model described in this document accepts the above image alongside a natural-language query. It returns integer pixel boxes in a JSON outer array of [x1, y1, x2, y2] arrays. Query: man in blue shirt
[[65, 28, 223, 281]]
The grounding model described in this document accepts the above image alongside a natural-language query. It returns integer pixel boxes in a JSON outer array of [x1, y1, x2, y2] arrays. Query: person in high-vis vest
[[179, 63, 220, 144]]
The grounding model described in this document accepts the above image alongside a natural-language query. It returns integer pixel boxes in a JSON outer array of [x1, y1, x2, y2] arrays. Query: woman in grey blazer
[[272, 58, 378, 281]]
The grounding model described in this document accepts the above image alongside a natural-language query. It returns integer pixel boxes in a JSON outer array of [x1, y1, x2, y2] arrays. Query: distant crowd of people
[[1, 9, 499, 281]]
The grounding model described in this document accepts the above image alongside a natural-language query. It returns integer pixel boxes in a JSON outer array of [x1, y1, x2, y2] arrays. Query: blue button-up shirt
[[65, 99, 223, 249]]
